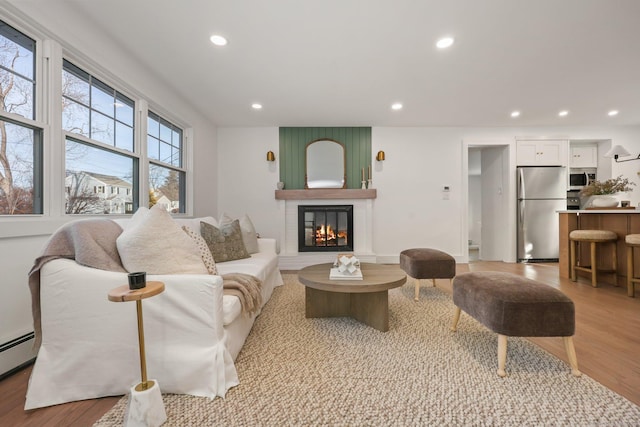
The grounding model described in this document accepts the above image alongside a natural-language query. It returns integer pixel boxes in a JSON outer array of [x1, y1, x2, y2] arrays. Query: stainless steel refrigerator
[[517, 166, 567, 262]]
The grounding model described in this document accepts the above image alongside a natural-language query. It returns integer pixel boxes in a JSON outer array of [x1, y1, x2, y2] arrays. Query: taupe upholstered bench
[[399, 248, 455, 301], [450, 271, 581, 378]]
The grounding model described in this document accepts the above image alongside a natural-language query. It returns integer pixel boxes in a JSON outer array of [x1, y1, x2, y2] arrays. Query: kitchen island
[[559, 209, 640, 284]]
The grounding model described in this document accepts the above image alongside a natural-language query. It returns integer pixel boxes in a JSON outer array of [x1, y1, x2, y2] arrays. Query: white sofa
[[24, 216, 283, 410]]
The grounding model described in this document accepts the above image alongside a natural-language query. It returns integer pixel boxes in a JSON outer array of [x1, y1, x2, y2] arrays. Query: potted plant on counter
[[580, 175, 635, 208]]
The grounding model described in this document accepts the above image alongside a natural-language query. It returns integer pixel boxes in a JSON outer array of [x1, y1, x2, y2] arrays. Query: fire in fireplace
[[298, 205, 353, 252]]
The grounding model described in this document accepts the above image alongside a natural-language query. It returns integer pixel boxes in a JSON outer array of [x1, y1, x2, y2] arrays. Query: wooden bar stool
[[625, 234, 640, 297], [569, 229, 618, 287]]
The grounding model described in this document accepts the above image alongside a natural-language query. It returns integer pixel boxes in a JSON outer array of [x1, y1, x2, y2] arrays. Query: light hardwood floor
[[1, 261, 639, 426]]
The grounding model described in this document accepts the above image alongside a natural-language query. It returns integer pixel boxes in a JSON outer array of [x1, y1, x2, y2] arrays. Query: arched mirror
[[305, 139, 346, 189]]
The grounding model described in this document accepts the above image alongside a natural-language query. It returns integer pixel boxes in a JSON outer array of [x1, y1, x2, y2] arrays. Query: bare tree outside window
[[0, 20, 40, 215], [148, 111, 184, 213], [64, 171, 102, 214]]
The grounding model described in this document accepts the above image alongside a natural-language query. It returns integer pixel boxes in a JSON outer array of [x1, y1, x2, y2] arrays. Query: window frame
[[61, 58, 141, 216], [147, 109, 187, 214], [0, 12, 194, 228], [0, 18, 45, 216]]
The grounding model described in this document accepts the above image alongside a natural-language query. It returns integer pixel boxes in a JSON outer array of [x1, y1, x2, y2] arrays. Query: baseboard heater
[[0, 332, 36, 380]]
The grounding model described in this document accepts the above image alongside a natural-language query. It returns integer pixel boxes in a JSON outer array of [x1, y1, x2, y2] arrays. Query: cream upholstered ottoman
[[569, 229, 618, 287], [450, 271, 581, 378], [399, 248, 455, 301]]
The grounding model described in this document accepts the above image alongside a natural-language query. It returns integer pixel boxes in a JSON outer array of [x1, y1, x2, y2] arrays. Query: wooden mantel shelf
[[275, 189, 377, 200]]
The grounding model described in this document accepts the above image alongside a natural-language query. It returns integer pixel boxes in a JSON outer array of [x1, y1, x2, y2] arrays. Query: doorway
[[464, 141, 515, 263]]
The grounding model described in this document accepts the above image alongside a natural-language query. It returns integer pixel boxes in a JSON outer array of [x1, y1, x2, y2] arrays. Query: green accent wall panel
[[279, 127, 372, 189]]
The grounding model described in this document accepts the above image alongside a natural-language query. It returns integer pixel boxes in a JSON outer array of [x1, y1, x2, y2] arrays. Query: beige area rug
[[95, 274, 640, 426]]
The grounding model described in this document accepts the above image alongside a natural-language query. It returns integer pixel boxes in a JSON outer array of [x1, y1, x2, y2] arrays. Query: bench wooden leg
[[450, 307, 461, 332], [497, 334, 507, 377], [431, 278, 436, 287], [414, 278, 420, 301], [563, 336, 582, 377]]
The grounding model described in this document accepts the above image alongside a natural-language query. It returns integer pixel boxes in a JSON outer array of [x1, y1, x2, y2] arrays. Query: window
[[147, 111, 185, 213], [65, 137, 137, 214], [62, 60, 138, 214], [0, 20, 42, 215], [62, 60, 134, 151]]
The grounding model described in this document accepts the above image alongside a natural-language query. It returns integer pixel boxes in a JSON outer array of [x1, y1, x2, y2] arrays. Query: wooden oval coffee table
[[298, 263, 407, 332]]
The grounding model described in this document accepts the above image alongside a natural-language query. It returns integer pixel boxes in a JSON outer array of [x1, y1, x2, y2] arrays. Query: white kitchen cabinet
[[570, 145, 598, 168], [516, 140, 568, 166]]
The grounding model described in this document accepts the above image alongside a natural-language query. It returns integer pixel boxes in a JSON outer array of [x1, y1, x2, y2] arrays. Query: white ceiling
[[8, 0, 640, 128]]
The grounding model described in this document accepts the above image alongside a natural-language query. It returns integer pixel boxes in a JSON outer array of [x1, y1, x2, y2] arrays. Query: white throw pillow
[[182, 225, 218, 275], [174, 216, 218, 235], [219, 212, 259, 254], [116, 204, 208, 274], [113, 206, 149, 230]]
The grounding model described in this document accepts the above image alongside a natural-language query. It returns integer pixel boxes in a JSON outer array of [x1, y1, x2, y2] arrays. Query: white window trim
[[0, 11, 196, 235]]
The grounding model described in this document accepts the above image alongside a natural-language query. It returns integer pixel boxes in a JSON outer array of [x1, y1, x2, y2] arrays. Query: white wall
[[216, 128, 281, 240], [468, 176, 482, 246], [480, 147, 506, 261], [217, 125, 640, 265], [468, 148, 482, 246], [372, 127, 464, 260]]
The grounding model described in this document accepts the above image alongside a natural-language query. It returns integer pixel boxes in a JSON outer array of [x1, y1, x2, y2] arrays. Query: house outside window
[[62, 60, 138, 214], [0, 20, 43, 215], [147, 111, 185, 213]]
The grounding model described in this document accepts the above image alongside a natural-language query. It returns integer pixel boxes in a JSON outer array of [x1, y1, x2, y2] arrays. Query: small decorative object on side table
[[108, 275, 167, 427]]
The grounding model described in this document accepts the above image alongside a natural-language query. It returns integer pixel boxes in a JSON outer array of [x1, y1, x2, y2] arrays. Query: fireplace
[[298, 205, 353, 252]]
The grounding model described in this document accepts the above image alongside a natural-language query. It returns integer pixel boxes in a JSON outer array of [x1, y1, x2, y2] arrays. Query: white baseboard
[[278, 253, 377, 270], [0, 333, 37, 378], [278, 253, 466, 270]]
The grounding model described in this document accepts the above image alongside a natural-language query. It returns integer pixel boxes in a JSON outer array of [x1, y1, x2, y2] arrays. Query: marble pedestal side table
[[108, 281, 167, 427]]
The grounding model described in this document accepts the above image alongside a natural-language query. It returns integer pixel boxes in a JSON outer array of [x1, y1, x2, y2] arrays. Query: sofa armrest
[[257, 237, 278, 253]]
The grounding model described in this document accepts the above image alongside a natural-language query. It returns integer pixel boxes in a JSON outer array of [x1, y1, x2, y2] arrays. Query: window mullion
[[43, 39, 65, 216], [138, 99, 148, 214]]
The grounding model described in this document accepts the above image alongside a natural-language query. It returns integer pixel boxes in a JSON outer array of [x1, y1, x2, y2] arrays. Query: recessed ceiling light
[[510, 111, 521, 118], [558, 110, 569, 117], [608, 110, 619, 116], [210, 35, 228, 46], [436, 37, 454, 49], [251, 103, 262, 110], [391, 103, 403, 110]]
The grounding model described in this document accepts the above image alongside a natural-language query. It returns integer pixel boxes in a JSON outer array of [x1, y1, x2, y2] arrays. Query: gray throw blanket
[[28, 218, 263, 350], [28, 219, 126, 349]]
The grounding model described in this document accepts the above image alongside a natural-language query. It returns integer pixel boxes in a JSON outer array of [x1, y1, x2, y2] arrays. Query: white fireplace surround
[[276, 198, 375, 270]]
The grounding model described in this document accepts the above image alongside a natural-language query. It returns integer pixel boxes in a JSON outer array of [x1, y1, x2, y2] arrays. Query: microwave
[[569, 169, 596, 190]]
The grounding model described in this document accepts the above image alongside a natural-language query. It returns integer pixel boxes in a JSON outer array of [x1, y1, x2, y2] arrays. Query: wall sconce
[[604, 145, 640, 162], [266, 150, 276, 162], [376, 150, 385, 161]]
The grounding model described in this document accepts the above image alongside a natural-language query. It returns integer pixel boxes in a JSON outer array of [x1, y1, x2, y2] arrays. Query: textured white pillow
[[116, 204, 208, 274], [113, 206, 149, 230], [182, 225, 218, 275], [219, 212, 259, 254]]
